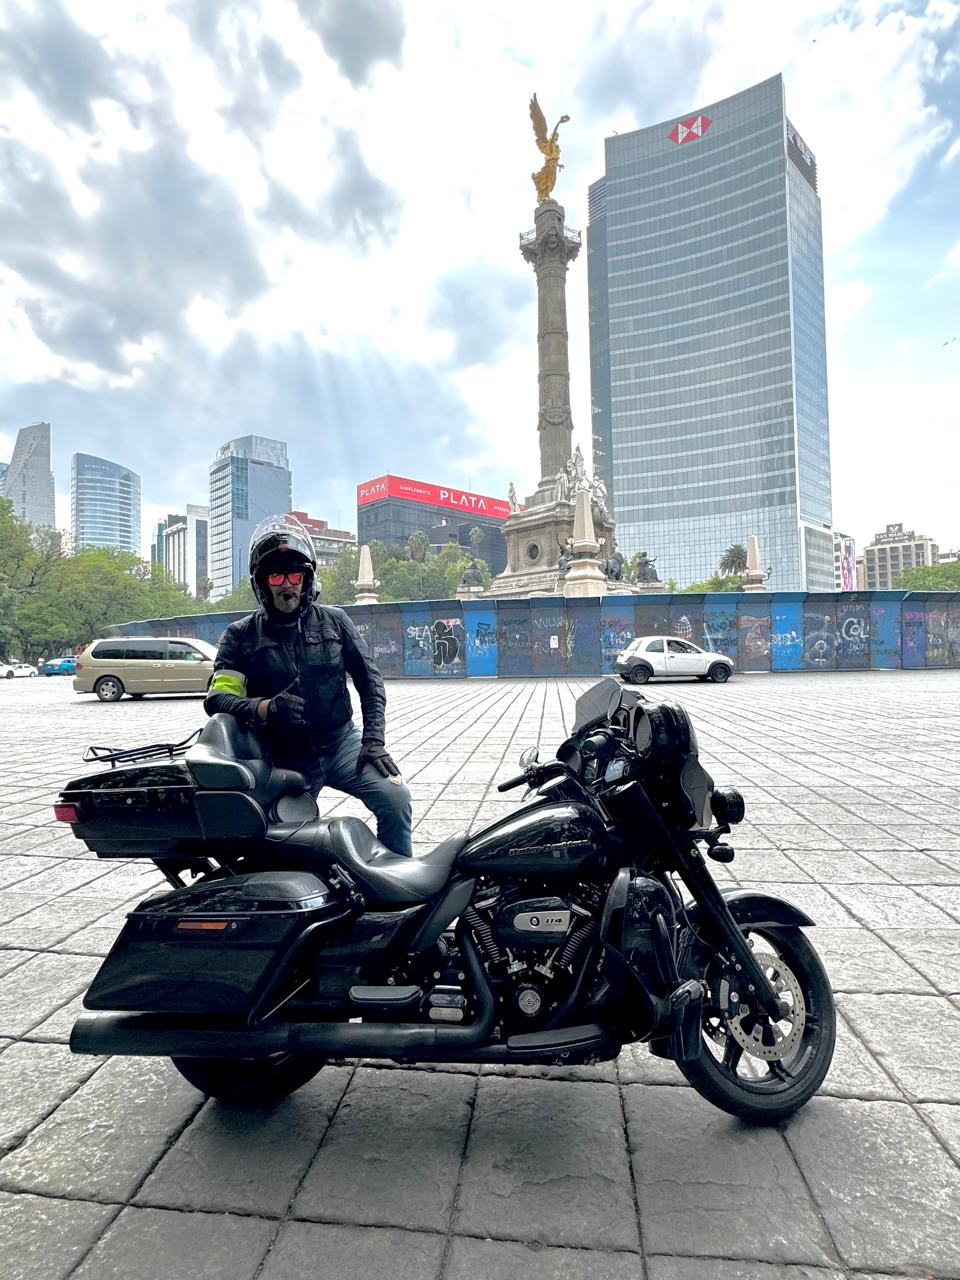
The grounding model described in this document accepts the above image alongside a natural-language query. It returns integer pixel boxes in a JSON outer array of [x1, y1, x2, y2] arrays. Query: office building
[[0, 462, 8, 488], [71, 453, 141, 554], [588, 74, 833, 590], [833, 532, 856, 591], [150, 514, 184, 569], [208, 436, 292, 598], [356, 474, 511, 575], [2, 422, 56, 528], [164, 504, 210, 597], [862, 523, 938, 590], [289, 510, 357, 566]]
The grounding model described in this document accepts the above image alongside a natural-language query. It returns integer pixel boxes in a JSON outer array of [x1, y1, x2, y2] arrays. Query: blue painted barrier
[[102, 591, 960, 675]]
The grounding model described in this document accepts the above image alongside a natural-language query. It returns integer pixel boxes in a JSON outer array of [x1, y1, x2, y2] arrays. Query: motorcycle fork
[[674, 843, 784, 1020]]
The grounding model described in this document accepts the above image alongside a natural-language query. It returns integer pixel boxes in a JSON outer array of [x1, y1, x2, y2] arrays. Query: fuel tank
[[457, 800, 607, 880]]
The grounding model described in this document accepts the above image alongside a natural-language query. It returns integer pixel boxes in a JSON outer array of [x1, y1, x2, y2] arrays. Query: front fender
[[684, 888, 815, 933]]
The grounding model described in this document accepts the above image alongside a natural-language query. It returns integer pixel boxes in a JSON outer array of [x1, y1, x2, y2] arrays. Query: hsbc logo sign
[[668, 114, 712, 145]]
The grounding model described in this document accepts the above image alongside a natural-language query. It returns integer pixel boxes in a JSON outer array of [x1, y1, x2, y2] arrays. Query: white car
[[614, 636, 733, 684], [0, 661, 39, 679]]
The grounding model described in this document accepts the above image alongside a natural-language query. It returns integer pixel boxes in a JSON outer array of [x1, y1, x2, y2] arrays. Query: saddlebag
[[84, 871, 349, 1017]]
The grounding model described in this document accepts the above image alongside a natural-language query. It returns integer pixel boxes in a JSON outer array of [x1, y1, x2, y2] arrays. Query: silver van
[[74, 637, 218, 702]]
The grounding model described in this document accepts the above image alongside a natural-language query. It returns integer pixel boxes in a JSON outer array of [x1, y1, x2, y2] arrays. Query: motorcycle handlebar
[[497, 772, 530, 792]]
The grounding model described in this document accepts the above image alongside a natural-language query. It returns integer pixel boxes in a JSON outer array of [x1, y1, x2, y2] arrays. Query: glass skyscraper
[[71, 453, 141, 554], [208, 436, 292, 598], [588, 75, 833, 590], [2, 422, 56, 528]]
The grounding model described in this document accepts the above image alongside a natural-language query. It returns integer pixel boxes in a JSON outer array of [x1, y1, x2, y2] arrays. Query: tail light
[[76, 662, 83, 671], [54, 803, 80, 823]]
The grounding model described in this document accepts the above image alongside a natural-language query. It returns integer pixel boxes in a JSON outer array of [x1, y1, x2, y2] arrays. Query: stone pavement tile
[[828, 826, 915, 851], [293, 1066, 474, 1231], [480, 1060, 618, 1083], [753, 826, 844, 851], [818, 1012, 900, 1101], [0, 1056, 203, 1201], [736, 883, 858, 927], [827, 883, 957, 929], [918, 1102, 960, 1162], [881, 928, 960, 995], [259, 1221, 444, 1280], [0, 1041, 102, 1152], [914, 884, 960, 924], [809, 926, 934, 995], [0, 952, 100, 1037], [0, 949, 34, 979], [72, 1205, 274, 1280], [883, 825, 960, 850], [137, 1066, 352, 1215], [728, 849, 812, 883], [782, 850, 893, 884], [624, 1087, 836, 1266], [23, 990, 91, 1043], [617, 1043, 687, 1087], [0, 894, 49, 923], [456, 1076, 638, 1251], [0, 898, 114, 949], [646, 1261, 845, 1280], [445, 1235, 643, 1279], [836, 993, 960, 1102], [51, 923, 118, 956], [0, 855, 59, 889], [0, 1189, 117, 1280], [786, 1097, 960, 1275], [8, 861, 113, 896], [884, 850, 960, 883]]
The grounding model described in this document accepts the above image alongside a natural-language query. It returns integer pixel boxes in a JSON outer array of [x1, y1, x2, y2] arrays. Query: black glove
[[268, 681, 305, 726], [357, 742, 400, 778]]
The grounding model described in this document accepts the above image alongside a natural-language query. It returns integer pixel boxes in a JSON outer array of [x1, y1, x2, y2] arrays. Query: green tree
[[315, 546, 360, 607], [215, 581, 258, 613], [406, 530, 429, 594], [368, 539, 387, 575], [378, 557, 422, 602], [894, 563, 960, 590], [680, 573, 745, 593], [469, 526, 485, 556], [719, 543, 748, 576], [196, 576, 213, 604]]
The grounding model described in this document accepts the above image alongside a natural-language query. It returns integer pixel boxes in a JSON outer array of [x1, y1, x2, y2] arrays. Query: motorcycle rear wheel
[[171, 1053, 324, 1105], [678, 925, 835, 1124]]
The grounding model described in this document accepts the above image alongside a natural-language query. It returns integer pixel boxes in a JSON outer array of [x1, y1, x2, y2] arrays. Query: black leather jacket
[[204, 603, 387, 765]]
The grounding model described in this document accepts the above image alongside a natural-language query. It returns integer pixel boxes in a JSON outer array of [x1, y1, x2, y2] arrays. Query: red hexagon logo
[[668, 114, 712, 144]]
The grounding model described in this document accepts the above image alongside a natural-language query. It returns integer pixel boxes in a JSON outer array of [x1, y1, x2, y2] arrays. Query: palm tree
[[368, 539, 387, 574], [469, 526, 484, 556], [407, 530, 429, 596], [719, 543, 748, 576]]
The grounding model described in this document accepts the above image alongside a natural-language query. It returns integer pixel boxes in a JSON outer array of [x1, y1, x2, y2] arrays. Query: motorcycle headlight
[[711, 787, 745, 825]]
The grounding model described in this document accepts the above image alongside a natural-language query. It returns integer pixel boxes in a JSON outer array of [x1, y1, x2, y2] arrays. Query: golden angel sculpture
[[529, 94, 570, 203]]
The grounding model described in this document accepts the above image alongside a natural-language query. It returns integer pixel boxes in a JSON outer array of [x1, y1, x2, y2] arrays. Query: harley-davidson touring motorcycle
[[56, 678, 835, 1122]]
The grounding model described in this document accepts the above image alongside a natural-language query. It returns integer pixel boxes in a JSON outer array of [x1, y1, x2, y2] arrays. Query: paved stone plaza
[[0, 670, 958, 1279]]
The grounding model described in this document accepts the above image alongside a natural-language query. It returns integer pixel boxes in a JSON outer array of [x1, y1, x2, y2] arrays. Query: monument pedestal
[[486, 497, 614, 599]]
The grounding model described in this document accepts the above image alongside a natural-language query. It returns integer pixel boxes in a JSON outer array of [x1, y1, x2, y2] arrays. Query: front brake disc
[[717, 950, 806, 1061]]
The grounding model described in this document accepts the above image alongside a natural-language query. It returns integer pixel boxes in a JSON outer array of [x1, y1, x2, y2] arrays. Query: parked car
[[615, 636, 733, 684], [42, 656, 78, 677], [0, 661, 38, 679], [73, 637, 218, 702]]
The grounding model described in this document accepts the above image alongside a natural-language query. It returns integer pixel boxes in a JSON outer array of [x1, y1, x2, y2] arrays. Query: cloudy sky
[[0, 0, 958, 559]]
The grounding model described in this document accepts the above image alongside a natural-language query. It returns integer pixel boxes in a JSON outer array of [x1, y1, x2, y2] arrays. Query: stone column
[[520, 199, 581, 503], [743, 534, 769, 592], [353, 544, 380, 606], [564, 489, 607, 599]]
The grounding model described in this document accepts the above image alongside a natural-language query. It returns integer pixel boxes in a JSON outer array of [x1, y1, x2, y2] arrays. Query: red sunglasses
[[266, 570, 305, 587]]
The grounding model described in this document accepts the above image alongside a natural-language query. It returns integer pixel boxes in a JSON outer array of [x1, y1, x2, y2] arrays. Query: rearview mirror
[[519, 746, 539, 768]]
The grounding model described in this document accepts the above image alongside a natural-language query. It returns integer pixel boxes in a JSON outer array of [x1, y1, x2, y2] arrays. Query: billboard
[[357, 474, 512, 520]]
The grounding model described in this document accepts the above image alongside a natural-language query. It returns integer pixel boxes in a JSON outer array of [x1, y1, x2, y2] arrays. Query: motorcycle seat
[[316, 817, 467, 906], [186, 715, 307, 813]]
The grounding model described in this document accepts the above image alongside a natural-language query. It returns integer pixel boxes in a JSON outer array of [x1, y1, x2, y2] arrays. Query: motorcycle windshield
[[571, 679, 623, 733]]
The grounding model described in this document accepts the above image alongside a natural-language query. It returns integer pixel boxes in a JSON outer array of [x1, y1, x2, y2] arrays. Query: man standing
[[205, 514, 412, 855]]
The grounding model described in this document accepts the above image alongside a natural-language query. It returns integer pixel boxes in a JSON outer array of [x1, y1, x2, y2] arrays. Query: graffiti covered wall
[[105, 592, 960, 676]]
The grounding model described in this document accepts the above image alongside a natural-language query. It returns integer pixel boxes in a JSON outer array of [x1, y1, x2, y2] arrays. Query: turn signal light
[[176, 919, 229, 932], [54, 803, 80, 823]]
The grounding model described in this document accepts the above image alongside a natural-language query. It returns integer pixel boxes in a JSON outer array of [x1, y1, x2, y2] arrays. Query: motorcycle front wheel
[[679, 925, 835, 1124], [171, 1053, 324, 1105]]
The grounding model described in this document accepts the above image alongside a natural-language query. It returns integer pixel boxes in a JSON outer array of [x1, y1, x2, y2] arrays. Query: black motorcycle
[[56, 678, 835, 1123]]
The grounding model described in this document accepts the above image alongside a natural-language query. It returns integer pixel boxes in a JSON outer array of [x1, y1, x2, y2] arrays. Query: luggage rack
[[82, 729, 202, 769]]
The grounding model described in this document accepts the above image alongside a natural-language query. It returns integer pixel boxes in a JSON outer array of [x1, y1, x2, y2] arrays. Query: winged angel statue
[[529, 94, 570, 203]]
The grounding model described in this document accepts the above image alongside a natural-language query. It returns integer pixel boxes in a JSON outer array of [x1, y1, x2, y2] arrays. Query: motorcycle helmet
[[249, 514, 317, 615]]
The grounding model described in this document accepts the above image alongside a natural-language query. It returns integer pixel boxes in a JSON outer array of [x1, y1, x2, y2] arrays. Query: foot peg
[[670, 979, 706, 1012]]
